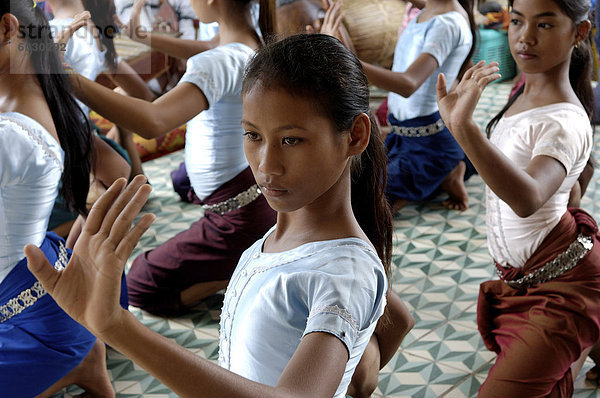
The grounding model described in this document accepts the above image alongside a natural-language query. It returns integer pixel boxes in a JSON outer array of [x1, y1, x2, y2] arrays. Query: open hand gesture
[[53, 11, 91, 62], [25, 176, 155, 337], [436, 61, 501, 132], [306, 0, 356, 54]]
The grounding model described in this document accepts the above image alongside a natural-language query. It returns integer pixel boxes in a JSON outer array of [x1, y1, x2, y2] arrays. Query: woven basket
[[342, 0, 406, 65]]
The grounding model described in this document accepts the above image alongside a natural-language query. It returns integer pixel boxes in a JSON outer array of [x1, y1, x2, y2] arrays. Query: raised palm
[[436, 61, 501, 132], [25, 176, 154, 336]]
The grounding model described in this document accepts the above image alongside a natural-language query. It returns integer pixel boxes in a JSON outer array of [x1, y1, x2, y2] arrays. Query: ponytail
[[570, 37, 594, 119], [351, 115, 393, 272], [258, 0, 277, 42], [81, 0, 119, 70], [457, 0, 477, 80], [243, 34, 393, 275], [3, 0, 93, 216]]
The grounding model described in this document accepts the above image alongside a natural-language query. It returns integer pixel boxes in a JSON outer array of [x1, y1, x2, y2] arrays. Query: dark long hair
[[487, 0, 594, 135], [231, 0, 277, 44], [81, 0, 119, 70], [242, 34, 393, 275], [458, 0, 477, 79], [3, 0, 92, 216]]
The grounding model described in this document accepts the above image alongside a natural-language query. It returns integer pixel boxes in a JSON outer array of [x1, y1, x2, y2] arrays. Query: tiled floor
[[56, 82, 600, 397]]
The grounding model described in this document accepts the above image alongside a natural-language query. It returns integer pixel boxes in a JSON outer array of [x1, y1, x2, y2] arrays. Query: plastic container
[[472, 28, 516, 83]]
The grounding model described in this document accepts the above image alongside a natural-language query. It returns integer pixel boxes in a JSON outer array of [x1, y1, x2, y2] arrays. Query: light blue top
[[178, 42, 254, 200], [218, 227, 388, 397], [0, 113, 64, 283], [388, 11, 472, 121]]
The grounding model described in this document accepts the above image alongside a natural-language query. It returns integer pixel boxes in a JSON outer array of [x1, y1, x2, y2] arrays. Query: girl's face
[[241, 86, 352, 214], [508, 0, 580, 75]]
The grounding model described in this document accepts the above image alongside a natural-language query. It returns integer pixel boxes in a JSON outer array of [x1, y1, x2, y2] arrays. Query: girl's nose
[[258, 145, 284, 176], [520, 23, 536, 45]]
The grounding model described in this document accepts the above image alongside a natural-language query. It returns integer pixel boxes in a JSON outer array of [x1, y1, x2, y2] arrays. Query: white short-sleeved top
[[487, 103, 592, 267], [50, 18, 109, 118], [218, 228, 388, 397], [388, 11, 472, 121], [178, 43, 254, 200], [0, 113, 64, 283]]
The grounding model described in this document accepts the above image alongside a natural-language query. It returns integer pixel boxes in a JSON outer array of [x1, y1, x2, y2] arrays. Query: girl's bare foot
[[441, 160, 468, 211]]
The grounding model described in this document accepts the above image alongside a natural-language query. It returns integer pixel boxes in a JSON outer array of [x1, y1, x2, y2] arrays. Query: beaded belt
[[496, 233, 594, 289], [0, 241, 69, 323], [202, 184, 262, 215], [390, 118, 445, 138]]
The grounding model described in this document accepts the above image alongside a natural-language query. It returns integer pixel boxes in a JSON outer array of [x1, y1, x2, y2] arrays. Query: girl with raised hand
[[436, 0, 600, 395], [321, 0, 477, 212], [0, 1, 115, 396], [26, 33, 413, 398], [61, 0, 277, 316]]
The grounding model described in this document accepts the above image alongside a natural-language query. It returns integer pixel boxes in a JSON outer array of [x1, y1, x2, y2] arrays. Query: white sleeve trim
[[307, 304, 359, 335]]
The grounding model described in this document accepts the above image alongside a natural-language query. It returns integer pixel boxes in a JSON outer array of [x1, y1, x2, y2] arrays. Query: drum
[[340, 0, 406, 65], [276, 0, 406, 66]]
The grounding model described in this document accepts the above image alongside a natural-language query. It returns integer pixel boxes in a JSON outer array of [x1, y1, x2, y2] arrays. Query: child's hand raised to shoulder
[[436, 60, 501, 134]]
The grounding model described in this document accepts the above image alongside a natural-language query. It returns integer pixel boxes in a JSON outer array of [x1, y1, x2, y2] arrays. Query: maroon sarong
[[127, 167, 276, 316], [477, 208, 600, 397]]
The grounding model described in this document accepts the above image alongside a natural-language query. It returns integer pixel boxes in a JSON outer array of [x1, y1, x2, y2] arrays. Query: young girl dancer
[[26, 33, 413, 398], [0, 1, 115, 396], [62, 0, 278, 315], [384, 0, 477, 211], [323, 0, 476, 212], [436, 0, 599, 395]]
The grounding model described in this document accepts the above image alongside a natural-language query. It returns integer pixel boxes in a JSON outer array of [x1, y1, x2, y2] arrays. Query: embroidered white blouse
[[0, 113, 64, 283], [218, 228, 388, 397], [487, 103, 592, 267]]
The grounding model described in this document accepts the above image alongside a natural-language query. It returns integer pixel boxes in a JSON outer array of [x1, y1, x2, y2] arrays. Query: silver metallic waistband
[[0, 241, 68, 323], [390, 118, 445, 137], [496, 233, 594, 289], [202, 184, 262, 215]]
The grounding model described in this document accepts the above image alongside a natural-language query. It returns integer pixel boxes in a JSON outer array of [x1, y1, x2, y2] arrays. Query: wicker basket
[[341, 0, 406, 65], [472, 28, 516, 83]]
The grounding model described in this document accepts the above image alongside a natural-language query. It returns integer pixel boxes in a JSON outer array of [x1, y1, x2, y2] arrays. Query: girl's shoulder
[[503, 103, 589, 125], [189, 42, 255, 62], [0, 113, 64, 172]]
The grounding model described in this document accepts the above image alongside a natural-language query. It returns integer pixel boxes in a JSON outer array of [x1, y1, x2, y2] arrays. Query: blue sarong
[[386, 111, 472, 202], [0, 233, 94, 397]]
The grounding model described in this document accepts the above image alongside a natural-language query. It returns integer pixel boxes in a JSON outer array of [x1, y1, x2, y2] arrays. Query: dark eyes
[[244, 132, 260, 141], [509, 19, 552, 29], [282, 137, 301, 146], [243, 133, 302, 146]]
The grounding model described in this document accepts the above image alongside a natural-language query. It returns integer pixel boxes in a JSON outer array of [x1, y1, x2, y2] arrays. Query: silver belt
[[390, 118, 445, 137], [0, 241, 68, 323], [202, 184, 262, 215], [496, 233, 594, 289]]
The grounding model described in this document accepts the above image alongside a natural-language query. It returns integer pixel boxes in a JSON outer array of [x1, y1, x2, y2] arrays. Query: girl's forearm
[[132, 31, 216, 60], [361, 62, 417, 97], [69, 74, 165, 138], [449, 121, 561, 217], [375, 291, 414, 368], [107, 61, 156, 101]]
